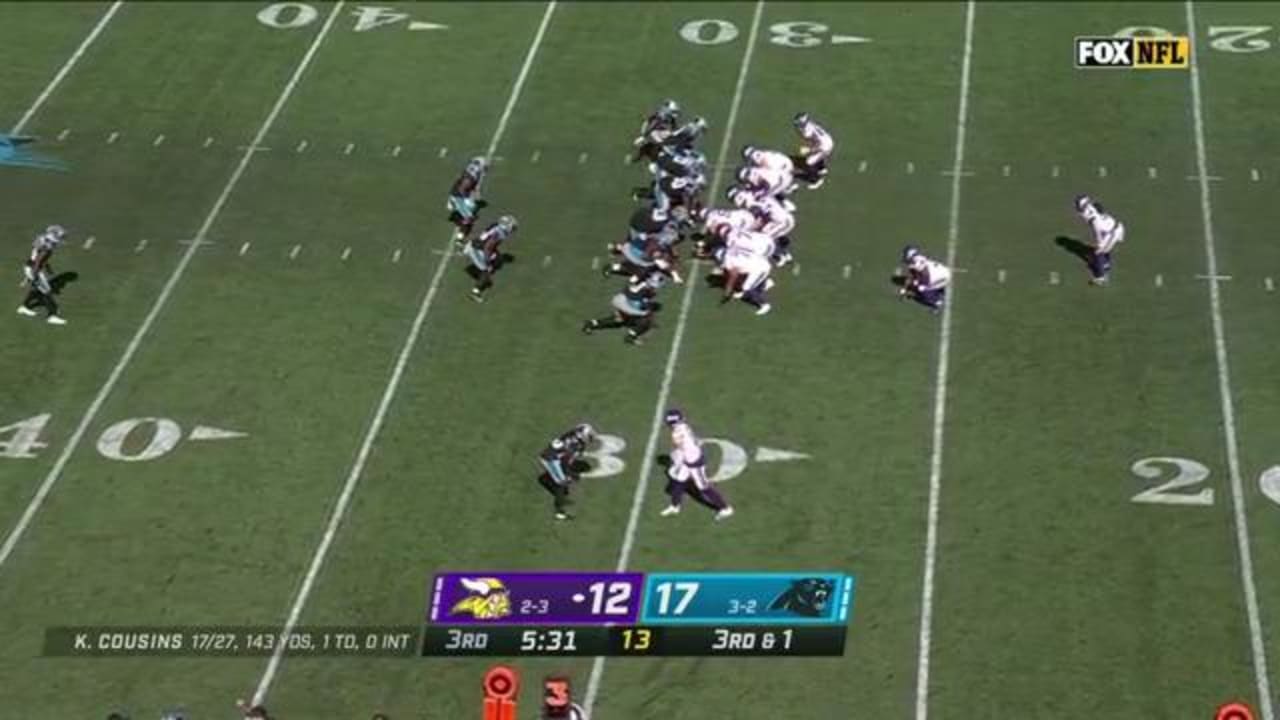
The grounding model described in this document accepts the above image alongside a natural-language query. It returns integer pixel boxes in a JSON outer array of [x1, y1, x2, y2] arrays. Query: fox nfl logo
[[1075, 37, 1190, 69]]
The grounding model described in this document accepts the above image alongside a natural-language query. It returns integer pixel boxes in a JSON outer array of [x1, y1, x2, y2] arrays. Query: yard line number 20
[[1129, 456, 1280, 508]]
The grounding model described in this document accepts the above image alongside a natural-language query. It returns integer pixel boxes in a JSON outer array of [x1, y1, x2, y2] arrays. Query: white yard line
[[10, 0, 123, 135], [1184, 4, 1275, 719], [582, 1, 766, 716], [0, 1, 348, 574], [914, 3, 975, 720], [249, 1, 560, 705]]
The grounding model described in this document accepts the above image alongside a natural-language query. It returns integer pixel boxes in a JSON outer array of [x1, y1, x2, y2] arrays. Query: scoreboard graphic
[[423, 571, 855, 657]]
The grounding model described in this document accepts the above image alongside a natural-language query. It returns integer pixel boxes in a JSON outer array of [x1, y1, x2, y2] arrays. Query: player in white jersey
[[659, 409, 733, 520], [898, 245, 950, 313], [1074, 194, 1125, 285], [742, 146, 795, 175], [792, 112, 835, 188], [720, 229, 775, 316], [747, 194, 797, 266], [736, 164, 796, 204]]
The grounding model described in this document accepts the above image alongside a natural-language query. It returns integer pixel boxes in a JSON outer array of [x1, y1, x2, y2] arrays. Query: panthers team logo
[[449, 577, 513, 620], [769, 577, 834, 618]]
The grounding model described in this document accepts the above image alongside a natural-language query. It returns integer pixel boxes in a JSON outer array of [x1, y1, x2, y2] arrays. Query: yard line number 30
[[1129, 456, 1280, 508]]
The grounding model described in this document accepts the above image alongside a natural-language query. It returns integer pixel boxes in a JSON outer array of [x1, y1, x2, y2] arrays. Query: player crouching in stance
[[536, 423, 596, 520], [631, 99, 681, 163], [447, 156, 488, 244], [791, 112, 835, 189], [716, 225, 776, 316], [462, 215, 517, 303], [897, 245, 950, 313], [583, 270, 665, 345], [1074, 194, 1125, 286], [18, 225, 68, 325], [660, 409, 733, 521]]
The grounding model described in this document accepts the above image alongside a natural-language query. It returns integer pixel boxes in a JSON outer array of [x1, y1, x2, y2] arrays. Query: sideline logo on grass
[[1075, 36, 1190, 69], [1215, 701, 1256, 720]]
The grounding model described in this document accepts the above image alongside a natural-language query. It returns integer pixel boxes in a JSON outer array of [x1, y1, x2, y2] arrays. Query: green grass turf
[[0, 2, 1278, 718]]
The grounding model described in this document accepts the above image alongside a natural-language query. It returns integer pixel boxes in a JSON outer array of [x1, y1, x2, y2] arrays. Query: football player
[[462, 215, 517, 303], [664, 116, 708, 152], [447, 156, 488, 244], [536, 423, 596, 520], [736, 164, 796, 206], [792, 112, 835, 189], [746, 192, 798, 267], [632, 99, 681, 163], [17, 225, 67, 325], [719, 227, 776, 316], [693, 205, 758, 261], [1074, 194, 1125, 285], [659, 409, 733, 520], [582, 270, 665, 345], [742, 145, 796, 176], [606, 207, 682, 283], [898, 245, 950, 312]]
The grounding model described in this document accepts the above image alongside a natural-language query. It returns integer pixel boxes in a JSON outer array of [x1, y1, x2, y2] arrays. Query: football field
[[2, 2, 1280, 718]]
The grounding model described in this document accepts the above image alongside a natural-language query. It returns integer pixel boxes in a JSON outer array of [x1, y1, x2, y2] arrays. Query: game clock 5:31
[[519, 628, 578, 653]]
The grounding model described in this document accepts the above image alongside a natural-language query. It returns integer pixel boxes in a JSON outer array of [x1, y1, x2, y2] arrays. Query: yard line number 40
[[1130, 456, 1280, 509]]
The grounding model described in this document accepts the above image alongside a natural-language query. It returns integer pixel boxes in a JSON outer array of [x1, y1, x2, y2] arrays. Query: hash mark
[[907, 161, 915, 174], [392, 248, 402, 263], [56, 128, 70, 142], [542, 255, 552, 267], [858, 160, 868, 173], [239, 242, 250, 256], [997, 269, 1006, 284], [1251, 168, 1261, 182], [438, 146, 448, 159], [791, 264, 800, 276], [107, 131, 119, 144], [83, 236, 95, 250], [289, 244, 301, 260], [1266, 277, 1275, 292], [203, 136, 214, 148], [392, 145, 402, 157], [1155, 273, 1163, 287], [153, 134, 165, 147], [1001, 164, 1010, 177], [842, 264, 851, 279], [1049, 271, 1060, 285], [578, 152, 589, 164], [343, 143, 354, 155], [1196, 273, 1233, 281], [1148, 166, 1158, 179], [1051, 165, 1060, 178], [341, 247, 351, 261], [531, 149, 541, 163], [591, 257, 600, 270], [134, 238, 147, 253], [1098, 165, 1107, 178], [296, 140, 308, 153]]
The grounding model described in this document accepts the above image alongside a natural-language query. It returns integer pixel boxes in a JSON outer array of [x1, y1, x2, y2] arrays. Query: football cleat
[[46, 315, 66, 325], [714, 507, 735, 521], [660, 505, 681, 517], [554, 511, 573, 521], [581, 320, 596, 335], [755, 303, 772, 316], [470, 288, 485, 303], [16, 306, 37, 317]]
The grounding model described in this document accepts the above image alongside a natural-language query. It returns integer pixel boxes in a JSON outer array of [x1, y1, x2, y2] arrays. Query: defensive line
[[0, 2, 349, 573], [582, 0, 767, 716], [1184, 3, 1275, 719], [249, 1, 560, 705], [914, 3, 976, 720]]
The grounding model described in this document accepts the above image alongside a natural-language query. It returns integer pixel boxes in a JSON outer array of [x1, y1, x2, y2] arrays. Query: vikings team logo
[[769, 577, 834, 618], [450, 577, 513, 620]]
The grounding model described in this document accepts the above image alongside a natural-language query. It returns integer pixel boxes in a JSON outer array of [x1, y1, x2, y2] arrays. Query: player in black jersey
[[447, 156, 488, 243], [631, 99, 681, 163], [582, 270, 665, 346], [17, 225, 67, 325], [462, 215, 517, 302], [537, 423, 596, 520]]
